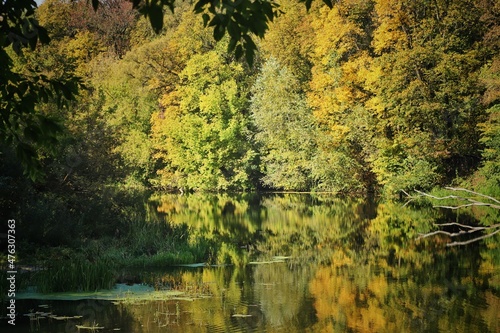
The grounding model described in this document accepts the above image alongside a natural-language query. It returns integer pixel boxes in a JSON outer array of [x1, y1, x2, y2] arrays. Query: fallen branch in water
[[403, 187, 500, 246]]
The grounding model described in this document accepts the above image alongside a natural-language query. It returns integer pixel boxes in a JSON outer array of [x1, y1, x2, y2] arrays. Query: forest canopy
[[1, 0, 499, 197]]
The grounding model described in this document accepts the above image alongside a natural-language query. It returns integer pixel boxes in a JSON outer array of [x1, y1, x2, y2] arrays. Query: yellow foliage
[[372, 0, 408, 54]]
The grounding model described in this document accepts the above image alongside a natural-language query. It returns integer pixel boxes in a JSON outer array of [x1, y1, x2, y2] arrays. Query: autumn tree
[[152, 44, 258, 191], [307, 0, 376, 192], [367, 0, 489, 194], [68, 0, 138, 57], [259, 0, 316, 85], [471, 0, 500, 196], [250, 58, 316, 190]]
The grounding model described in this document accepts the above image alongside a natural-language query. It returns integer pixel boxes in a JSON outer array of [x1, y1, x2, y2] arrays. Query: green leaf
[[234, 44, 243, 60], [202, 13, 210, 27], [24, 126, 41, 142], [147, 3, 164, 33], [261, 2, 275, 21], [245, 43, 255, 67], [36, 25, 50, 44], [227, 20, 241, 39], [227, 37, 237, 53], [321, 0, 334, 9], [194, 0, 211, 14], [38, 115, 62, 136], [214, 24, 225, 41]]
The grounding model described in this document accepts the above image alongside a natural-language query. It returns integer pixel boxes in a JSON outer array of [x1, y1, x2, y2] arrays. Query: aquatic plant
[[33, 257, 115, 293]]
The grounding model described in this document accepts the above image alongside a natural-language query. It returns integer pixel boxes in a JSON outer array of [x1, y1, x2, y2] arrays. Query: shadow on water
[[2, 193, 499, 332]]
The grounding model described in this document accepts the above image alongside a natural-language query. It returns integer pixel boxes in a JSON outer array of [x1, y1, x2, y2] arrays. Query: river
[[7, 193, 500, 332]]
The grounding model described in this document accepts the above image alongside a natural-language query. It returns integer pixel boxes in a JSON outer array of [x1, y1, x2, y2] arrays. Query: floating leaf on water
[[76, 324, 104, 330], [50, 315, 83, 320], [273, 256, 291, 260], [16, 283, 185, 301], [248, 260, 285, 265], [171, 297, 195, 301], [176, 263, 206, 268], [35, 311, 51, 316]]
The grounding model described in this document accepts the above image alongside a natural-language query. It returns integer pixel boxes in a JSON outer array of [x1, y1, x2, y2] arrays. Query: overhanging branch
[[404, 188, 500, 247]]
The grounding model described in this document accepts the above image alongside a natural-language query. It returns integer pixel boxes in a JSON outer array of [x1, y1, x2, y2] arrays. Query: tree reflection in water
[[13, 193, 495, 332], [142, 193, 499, 332]]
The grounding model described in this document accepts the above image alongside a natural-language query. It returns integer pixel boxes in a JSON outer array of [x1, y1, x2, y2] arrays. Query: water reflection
[[6, 193, 500, 332]]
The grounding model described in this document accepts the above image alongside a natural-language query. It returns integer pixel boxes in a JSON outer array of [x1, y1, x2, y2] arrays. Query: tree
[[1, 0, 79, 179], [87, 0, 337, 65], [152, 47, 258, 191], [258, 0, 316, 85], [367, 0, 489, 194], [68, 0, 138, 57], [306, 0, 375, 192], [250, 58, 316, 190]]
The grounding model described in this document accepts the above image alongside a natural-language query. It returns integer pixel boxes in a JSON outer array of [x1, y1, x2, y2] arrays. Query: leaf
[[302, 0, 313, 11], [321, 0, 333, 9], [227, 20, 241, 39], [194, 0, 211, 14], [163, 0, 175, 12], [202, 13, 210, 27], [245, 43, 255, 67], [234, 44, 243, 60], [38, 115, 63, 136], [24, 126, 41, 142], [261, 2, 275, 21], [147, 3, 164, 33], [208, 14, 222, 27], [36, 25, 50, 45], [91, 0, 99, 11], [214, 24, 225, 41], [227, 37, 237, 52]]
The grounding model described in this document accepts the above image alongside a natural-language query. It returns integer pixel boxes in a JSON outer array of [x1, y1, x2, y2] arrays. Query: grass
[[32, 257, 115, 293]]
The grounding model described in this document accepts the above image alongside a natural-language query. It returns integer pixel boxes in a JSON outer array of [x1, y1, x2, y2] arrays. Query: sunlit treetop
[[90, 0, 334, 65]]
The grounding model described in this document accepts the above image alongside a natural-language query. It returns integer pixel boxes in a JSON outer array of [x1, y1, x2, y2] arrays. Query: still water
[[7, 193, 500, 332]]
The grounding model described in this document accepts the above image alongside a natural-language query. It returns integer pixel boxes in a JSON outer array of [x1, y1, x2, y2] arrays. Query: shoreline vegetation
[[1, 0, 499, 300], [1, 188, 498, 297]]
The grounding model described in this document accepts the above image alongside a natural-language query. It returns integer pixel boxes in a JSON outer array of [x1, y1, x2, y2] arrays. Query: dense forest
[[0, 0, 499, 254], [2, 0, 499, 195], [0, 1, 499, 303]]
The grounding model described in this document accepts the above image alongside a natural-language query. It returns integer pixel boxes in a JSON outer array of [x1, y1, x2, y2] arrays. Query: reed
[[34, 257, 115, 293]]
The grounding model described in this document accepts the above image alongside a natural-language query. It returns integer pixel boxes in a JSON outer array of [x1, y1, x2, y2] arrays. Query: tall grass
[[34, 257, 115, 293]]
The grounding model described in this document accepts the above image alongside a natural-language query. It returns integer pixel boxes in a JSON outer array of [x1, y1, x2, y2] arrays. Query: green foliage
[[251, 58, 316, 190], [33, 257, 115, 292], [473, 104, 500, 197], [153, 49, 258, 191], [472, 56, 500, 197], [0, 0, 81, 180], [1, 0, 499, 285], [371, 139, 442, 195], [365, 0, 489, 195]]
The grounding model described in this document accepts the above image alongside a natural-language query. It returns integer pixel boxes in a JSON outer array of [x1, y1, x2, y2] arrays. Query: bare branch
[[434, 202, 500, 210], [405, 188, 500, 246], [447, 228, 500, 247], [411, 189, 500, 210], [435, 222, 500, 230], [444, 187, 500, 205]]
